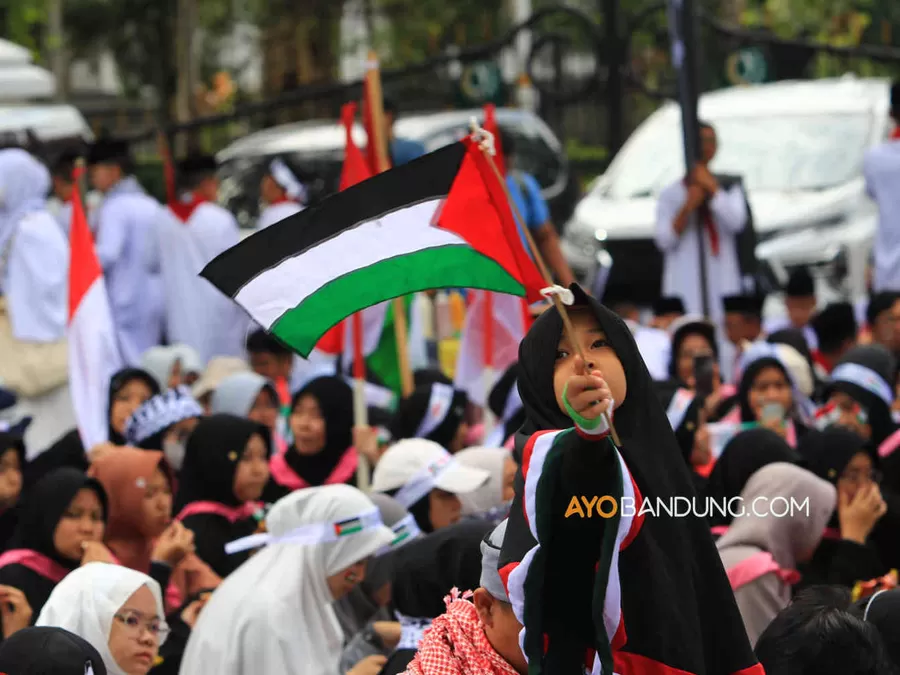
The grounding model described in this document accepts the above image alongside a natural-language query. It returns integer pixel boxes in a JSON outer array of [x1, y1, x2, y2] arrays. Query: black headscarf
[[175, 414, 270, 511], [11, 468, 108, 567], [798, 427, 869, 486], [827, 345, 897, 448], [380, 521, 492, 675], [285, 376, 355, 486], [107, 368, 160, 445], [389, 383, 468, 451], [506, 284, 759, 675], [737, 356, 793, 423], [0, 626, 108, 675], [0, 420, 28, 548], [705, 428, 801, 527], [853, 588, 900, 669], [667, 318, 718, 381], [488, 362, 526, 445]]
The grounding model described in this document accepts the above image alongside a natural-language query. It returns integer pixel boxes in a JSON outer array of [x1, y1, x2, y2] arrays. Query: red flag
[[437, 139, 547, 303], [317, 103, 376, 355], [340, 102, 374, 190]]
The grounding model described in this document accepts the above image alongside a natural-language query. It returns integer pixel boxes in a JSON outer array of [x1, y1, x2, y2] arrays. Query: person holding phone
[[734, 351, 809, 447], [658, 317, 732, 483]]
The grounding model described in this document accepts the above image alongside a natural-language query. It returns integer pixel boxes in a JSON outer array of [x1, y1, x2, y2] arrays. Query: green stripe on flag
[[270, 245, 523, 358]]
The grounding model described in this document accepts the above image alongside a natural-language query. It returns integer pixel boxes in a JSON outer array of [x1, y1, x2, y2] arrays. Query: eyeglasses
[[840, 469, 882, 485], [114, 610, 169, 642]]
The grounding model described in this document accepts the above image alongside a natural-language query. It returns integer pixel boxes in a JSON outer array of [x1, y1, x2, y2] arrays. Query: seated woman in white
[[36, 562, 167, 675]]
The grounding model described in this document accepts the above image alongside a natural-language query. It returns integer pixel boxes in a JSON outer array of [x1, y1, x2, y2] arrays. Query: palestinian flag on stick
[[201, 138, 545, 358]]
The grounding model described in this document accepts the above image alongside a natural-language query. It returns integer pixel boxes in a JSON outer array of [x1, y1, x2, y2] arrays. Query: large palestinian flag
[[202, 139, 545, 357]]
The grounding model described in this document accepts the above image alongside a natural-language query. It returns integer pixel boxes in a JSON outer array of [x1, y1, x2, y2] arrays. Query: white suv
[[561, 76, 891, 313]]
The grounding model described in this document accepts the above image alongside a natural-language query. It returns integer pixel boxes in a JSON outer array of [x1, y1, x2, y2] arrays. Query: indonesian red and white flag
[[68, 171, 123, 449], [454, 290, 526, 407]]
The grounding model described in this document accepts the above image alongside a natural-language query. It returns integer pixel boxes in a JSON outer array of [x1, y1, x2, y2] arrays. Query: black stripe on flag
[[202, 141, 468, 298]]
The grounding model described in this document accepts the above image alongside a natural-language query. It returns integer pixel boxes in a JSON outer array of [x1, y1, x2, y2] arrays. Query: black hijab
[[11, 468, 107, 567], [798, 427, 869, 486], [737, 356, 793, 423], [286, 376, 354, 485], [505, 284, 759, 675], [853, 588, 900, 669], [107, 368, 160, 445], [705, 427, 801, 527], [488, 363, 526, 445], [667, 318, 718, 381], [0, 420, 28, 549], [827, 345, 897, 448], [0, 626, 108, 674], [175, 414, 270, 511], [389, 383, 468, 451]]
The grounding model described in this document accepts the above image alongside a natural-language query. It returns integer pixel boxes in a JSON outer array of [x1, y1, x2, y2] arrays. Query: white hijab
[[0, 148, 51, 255], [456, 446, 511, 516], [35, 562, 165, 675], [180, 484, 394, 675]]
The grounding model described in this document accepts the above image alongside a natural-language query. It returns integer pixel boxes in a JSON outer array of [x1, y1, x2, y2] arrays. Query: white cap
[[372, 439, 490, 508]]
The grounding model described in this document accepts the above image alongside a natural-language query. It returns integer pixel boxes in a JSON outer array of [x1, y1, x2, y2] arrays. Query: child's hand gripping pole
[[469, 119, 620, 446]]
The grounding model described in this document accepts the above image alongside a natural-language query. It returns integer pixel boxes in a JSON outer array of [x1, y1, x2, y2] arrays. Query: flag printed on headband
[[225, 508, 384, 554], [334, 515, 365, 537], [832, 363, 895, 407], [200, 139, 546, 358], [376, 513, 422, 557], [415, 384, 456, 439]]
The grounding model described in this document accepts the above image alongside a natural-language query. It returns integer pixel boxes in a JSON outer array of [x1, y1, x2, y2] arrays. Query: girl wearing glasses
[[35, 562, 166, 675]]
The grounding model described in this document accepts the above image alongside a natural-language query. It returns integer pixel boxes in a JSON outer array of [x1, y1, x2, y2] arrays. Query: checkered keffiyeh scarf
[[402, 588, 520, 675]]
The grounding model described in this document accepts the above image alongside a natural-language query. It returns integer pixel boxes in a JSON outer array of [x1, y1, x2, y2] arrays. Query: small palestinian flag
[[334, 516, 365, 537], [201, 139, 545, 357]]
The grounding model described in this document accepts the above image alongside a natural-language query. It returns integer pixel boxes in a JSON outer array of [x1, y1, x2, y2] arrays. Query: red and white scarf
[[403, 589, 520, 675]]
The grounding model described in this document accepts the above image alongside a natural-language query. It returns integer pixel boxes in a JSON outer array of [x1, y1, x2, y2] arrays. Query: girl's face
[[502, 456, 517, 502], [748, 366, 793, 421], [553, 308, 627, 416], [290, 395, 326, 455], [0, 447, 22, 508], [232, 433, 270, 502], [53, 488, 105, 562], [161, 417, 199, 471], [108, 585, 162, 675], [428, 488, 462, 530], [167, 360, 183, 390], [676, 334, 718, 389], [326, 559, 367, 600], [142, 467, 172, 538], [828, 392, 872, 440], [838, 452, 877, 501], [111, 379, 154, 436], [248, 388, 279, 431]]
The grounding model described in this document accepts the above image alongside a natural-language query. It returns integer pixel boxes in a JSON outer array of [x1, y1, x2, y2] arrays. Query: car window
[[601, 111, 872, 198]]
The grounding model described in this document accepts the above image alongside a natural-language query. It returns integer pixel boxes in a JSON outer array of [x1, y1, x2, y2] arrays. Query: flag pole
[[351, 312, 370, 491], [482, 291, 497, 438], [365, 52, 415, 398], [471, 124, 620, 446]]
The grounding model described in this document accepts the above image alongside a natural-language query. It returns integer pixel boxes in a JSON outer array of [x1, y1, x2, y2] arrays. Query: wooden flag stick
[[472, 124, 620, 446], [365, 51, 415, 398]]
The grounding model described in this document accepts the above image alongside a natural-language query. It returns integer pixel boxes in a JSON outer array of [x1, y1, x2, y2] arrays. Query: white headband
[[269, 158, 306, 201], [831, 363, 894, 407], [375, 513, 421, 556], [393, 451, 456, 508], [414, 384, 456, 439], [225, 508, 383, 555]]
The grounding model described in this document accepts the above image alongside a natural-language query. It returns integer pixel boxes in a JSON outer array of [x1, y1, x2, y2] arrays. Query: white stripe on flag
[[236, 198, 453, 329], [69, 278, 123, 449], [523, 431, 562, 541]]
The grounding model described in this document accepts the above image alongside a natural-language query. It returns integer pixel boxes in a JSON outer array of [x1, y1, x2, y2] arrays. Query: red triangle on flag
[[68, 168, 103, 323], [436, 140, 546, 304]]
